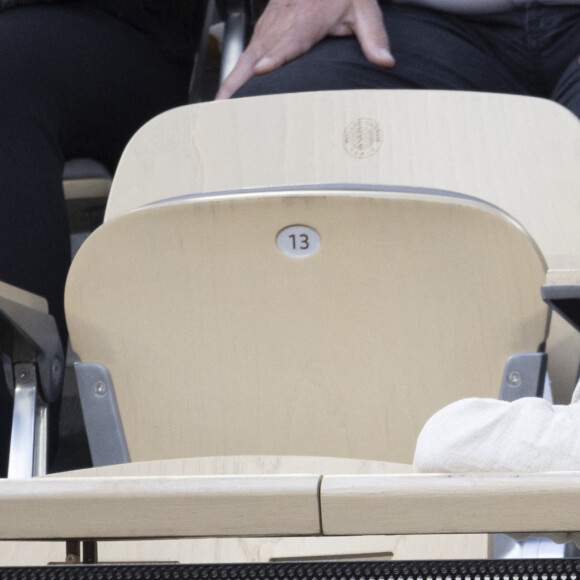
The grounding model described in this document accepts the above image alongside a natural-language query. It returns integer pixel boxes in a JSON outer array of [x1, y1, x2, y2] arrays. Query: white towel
[[413, 380, 580, 544]]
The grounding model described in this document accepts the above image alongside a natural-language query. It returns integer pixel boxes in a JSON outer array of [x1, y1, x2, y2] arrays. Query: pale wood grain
[[321, 472, 580, 536], [67, 455, 413, 477], [105, 91, 580, 273], [0, 474, 320, 540], [66, 191, 548, 466], [0, 457, 488, 565], [102, 90, 580, 406], [546, 269, 580, 285], [3, 469, 577, 558]]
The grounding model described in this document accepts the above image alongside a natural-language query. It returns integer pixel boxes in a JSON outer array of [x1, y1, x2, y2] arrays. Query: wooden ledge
[[321, 472, 580, 535], [1, 472, 580, 541], [0, 475, 321, 541], [546, 269, 580, 285]]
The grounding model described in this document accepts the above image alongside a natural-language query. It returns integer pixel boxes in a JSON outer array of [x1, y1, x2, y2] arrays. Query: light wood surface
[[103, 90, 580, 400], [546, 269, 580, 285], [106, 90, 580, 273], [4, 470, 575, 541], [70, 455, 412, 477], [0, 457, 488, 565], [66, 191, 548, 466], [0, 280, 48, 313], [0, 474, 320, 540], [2, 470, 577, 540], [321, 472, 580, 536]]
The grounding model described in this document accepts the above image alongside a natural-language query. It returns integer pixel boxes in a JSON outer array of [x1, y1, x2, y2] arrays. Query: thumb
[[352, 0, 395, 67]]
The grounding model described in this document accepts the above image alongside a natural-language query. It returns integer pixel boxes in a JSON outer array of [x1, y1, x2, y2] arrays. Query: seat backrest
[[105, 91, 580, 270], [65, 187, 548, 464], [104, 90, 580, 401]]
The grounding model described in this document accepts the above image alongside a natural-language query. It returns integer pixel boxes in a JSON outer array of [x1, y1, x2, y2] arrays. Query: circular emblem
[[344, 118, 382, 159]]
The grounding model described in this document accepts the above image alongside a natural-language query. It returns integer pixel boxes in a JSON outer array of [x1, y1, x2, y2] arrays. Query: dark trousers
[[0, 4, 191, 476], [235, 3, 580, 119]]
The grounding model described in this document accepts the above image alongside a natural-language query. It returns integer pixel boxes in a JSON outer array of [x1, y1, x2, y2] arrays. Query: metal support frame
[[499, 352, 547, 402], [219, 0, 248, 86], [542, 282, 580, 394], [63, 540, 98, 565], [7, 363, 48, 478], [188, 0, 217, 103], [0, 295, 63, 479], [189, 0, 264, 101], [542, 284, 580, 334], [0, 296, 64, 403], [75, 362, 129, 467]]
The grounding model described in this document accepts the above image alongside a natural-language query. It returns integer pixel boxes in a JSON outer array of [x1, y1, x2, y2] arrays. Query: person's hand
[[215, 0, 394, 100]]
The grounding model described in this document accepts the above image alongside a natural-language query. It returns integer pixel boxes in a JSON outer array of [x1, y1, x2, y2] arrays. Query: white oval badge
[[277, 225, 321, 258]]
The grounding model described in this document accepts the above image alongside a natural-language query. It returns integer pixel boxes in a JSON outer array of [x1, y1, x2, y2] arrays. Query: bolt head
[[508, 371, 522, 387], [93, 381, 107, 396]]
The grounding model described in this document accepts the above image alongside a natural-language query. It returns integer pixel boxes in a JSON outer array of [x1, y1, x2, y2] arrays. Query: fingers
[[216, 0, 312, 100], [352, 0, 395, 67], [216, 32, 317, 99], [215, 49, 260, 100], [254, 34, 321, 75], [215, 0, 394, 100], [216, 29, 323, 99]]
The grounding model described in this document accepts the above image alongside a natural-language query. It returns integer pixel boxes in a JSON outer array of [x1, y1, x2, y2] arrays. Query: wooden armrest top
[[321, 471, 580, 536], [1, 471, 579, 541], [0, 474, 321, 541], [546, 269, 580, 285]]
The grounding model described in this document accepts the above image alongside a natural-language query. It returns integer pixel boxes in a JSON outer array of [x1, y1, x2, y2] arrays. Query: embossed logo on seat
[[344, 118, 382, 159]]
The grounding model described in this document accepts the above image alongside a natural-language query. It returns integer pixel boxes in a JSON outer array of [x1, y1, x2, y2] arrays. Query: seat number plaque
[[277, 225, 321, 258]]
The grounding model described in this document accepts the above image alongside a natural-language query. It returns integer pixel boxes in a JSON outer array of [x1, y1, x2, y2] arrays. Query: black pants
[[0, 4, 191, 476], [236, 3, 580, 119]]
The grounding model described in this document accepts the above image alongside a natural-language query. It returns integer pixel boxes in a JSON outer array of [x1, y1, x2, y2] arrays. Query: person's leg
[[0, 5, 191, 475], [551, 58, 580, 118], [542, 7, 580, 118], [0, 5, 190, 341], [234, 4, 530, 98]]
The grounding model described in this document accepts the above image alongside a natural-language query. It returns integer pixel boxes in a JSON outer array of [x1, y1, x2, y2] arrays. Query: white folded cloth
[[413, 380, 580, 544]]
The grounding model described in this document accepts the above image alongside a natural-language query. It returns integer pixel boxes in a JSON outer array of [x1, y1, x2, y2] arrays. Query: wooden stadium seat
[[66, 188, 548, 466], [1, 91, 580, 567], [104, 90, 580, 403], [51, 182, 547, 563]]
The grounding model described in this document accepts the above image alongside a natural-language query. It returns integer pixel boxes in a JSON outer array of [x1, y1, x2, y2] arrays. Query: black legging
[[0, 4, 192, 476]]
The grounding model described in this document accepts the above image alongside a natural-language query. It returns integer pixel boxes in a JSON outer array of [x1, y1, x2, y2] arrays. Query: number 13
[[289, 233, 310, 250]]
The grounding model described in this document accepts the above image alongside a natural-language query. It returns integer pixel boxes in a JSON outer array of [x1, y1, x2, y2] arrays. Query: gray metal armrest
[[0, 284, 64, 478], [542, 284, 580, 335]]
